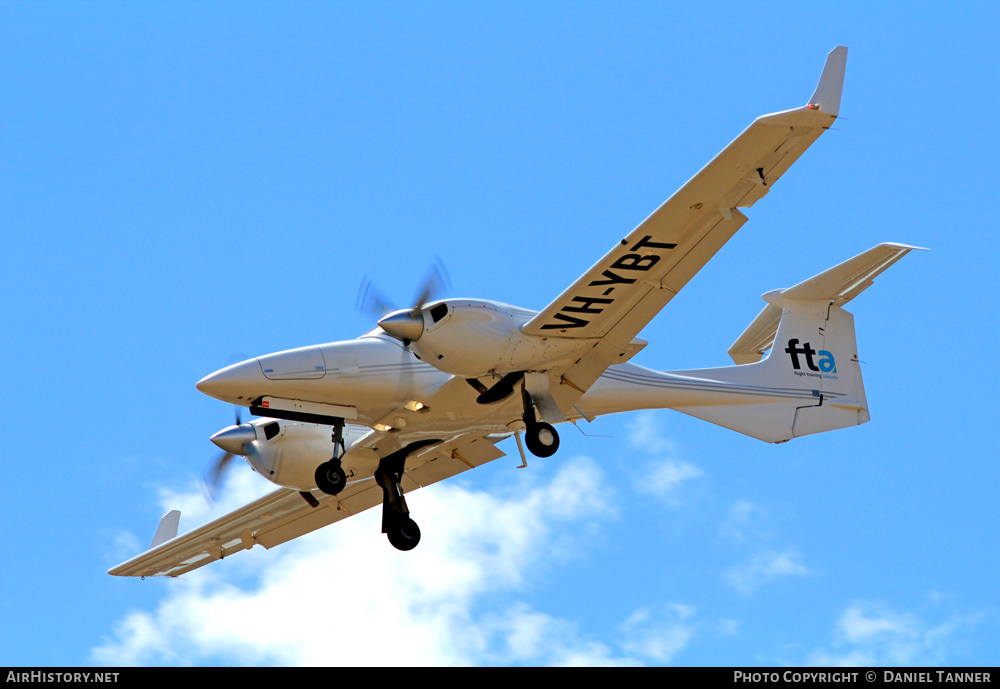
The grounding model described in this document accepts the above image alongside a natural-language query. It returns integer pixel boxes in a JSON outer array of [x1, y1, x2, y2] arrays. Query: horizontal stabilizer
[[729, 243, 925, 365], [781, 242, 925, 302]]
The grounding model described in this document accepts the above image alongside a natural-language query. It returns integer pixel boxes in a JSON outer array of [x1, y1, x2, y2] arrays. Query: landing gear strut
[[375, 440, 439, 551], [469, 371, 524, 405], [314, 419, 347, 495], [521, 384, 559, 457]]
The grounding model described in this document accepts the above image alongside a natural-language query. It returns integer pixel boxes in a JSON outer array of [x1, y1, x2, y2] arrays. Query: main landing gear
[[314, 419, 348, 495], [375, 440, 439, 551], [521, 384, 559, 458], [377, 461, 420, 551], [472, 372, 562, 459]]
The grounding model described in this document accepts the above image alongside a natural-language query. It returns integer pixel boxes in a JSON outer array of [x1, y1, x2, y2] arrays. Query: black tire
[[314, 461, 347, 495], [387, 516, 421, 551], [525, 421, 559, 458]]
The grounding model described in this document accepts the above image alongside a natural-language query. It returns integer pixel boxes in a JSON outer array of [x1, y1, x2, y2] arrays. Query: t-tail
[[583, 243, 924, 443], [674, 243, 923, 441]]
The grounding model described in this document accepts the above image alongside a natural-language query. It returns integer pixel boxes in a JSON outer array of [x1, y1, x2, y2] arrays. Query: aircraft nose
[[196, 359, 265, 402]]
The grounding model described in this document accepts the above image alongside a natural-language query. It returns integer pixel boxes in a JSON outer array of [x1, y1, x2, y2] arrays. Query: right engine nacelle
[[405, 299, 592, 378]]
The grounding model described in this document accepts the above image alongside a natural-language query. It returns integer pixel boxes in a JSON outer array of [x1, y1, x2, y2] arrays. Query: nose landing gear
[[315, 460, 347, 495], [315, 419, 348, 496]]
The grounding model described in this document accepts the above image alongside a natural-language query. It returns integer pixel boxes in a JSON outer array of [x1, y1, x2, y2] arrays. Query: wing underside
[[109, 433, 505, 578], [520, 47, 847, 416], [523, 111, 840, 342]]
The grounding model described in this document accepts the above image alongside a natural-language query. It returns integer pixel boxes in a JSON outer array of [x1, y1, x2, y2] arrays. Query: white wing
[[109, 431, 505, 578], [522, 47, 847, 413]]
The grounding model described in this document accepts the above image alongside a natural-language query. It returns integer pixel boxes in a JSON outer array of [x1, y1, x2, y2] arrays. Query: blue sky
[[2, 1, 997, 667]]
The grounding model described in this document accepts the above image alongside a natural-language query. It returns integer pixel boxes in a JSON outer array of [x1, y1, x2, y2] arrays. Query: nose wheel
[[315, 460, 347, 495]]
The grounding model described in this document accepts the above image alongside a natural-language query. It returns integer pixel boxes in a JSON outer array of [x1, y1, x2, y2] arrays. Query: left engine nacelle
[[245, 420, 373, 492]]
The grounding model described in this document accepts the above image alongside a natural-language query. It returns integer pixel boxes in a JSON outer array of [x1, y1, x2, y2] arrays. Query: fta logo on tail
[[784, 338, 837, 373]]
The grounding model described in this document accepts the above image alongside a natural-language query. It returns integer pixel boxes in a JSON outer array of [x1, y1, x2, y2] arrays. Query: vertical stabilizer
[[669, 243, 922, 442], [672, 302, 866, 442]]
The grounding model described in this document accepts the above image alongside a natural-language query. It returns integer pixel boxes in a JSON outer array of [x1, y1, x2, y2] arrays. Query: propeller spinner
[[209, 423, 256, 455], [377, 309, 425, 342], [204, 408, 256, 499], [359, 259, 449, 344]]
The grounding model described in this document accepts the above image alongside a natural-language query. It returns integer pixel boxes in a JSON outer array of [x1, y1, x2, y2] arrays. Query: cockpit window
[[430, 303, 448, 323], [263, 422, 280, 441]]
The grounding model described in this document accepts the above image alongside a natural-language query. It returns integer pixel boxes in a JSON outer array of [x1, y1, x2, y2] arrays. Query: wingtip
[[879, 241, 930, 252], [150, 510, 181, 549], [807, 45, 848, 116], [107, 560, 135, 577]]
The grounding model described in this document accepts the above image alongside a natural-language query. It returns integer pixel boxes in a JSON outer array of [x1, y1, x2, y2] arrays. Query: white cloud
[[618, 604, 697, 664], [155, 463, 275, 530], [482, 602, 637, 667], [624, 411, 703, 504], [718, 499, 773, 544], [94, 456, 688, 666], [626, 411, 678, 455], [717, 618, 740, 636], [839, 603, 916, 643], [638, 458, 704, 504], [102, 528, 144, 567], [804, 600, 985, 667], [723, 549, 810, 594]]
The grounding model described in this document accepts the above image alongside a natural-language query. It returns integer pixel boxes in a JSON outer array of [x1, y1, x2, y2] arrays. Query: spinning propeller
[[204, 407, 257, 499], [358, 258, 450, 344]]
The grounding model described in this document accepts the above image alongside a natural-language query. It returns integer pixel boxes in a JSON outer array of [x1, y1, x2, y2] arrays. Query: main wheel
[[386, 516, 421, 551], [525, 421, 560, 458], [314, 460, 347, 495]]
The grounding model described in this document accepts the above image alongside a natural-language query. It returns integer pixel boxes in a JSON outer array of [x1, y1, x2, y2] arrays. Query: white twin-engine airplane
[[110, 46, 921, 578]]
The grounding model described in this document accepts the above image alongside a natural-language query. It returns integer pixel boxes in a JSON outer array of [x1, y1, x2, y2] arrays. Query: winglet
[[808, 46, 848, 116], [150, 510, 181, 549]]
